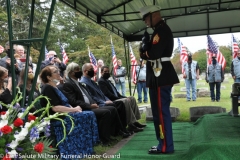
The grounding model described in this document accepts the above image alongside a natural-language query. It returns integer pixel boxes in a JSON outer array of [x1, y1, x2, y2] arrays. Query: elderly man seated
[[98, 66, 146, 132]]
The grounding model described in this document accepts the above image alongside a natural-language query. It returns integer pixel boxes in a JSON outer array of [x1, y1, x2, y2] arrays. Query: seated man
[[80, 63, 130, 138], [98, 66, 146, 132], [59, 62, 116, 145]]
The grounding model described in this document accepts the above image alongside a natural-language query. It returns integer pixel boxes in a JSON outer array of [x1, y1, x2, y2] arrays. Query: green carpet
[[115, 113, 240, 160]]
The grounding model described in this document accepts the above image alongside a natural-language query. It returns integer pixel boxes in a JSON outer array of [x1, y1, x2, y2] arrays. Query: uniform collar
[[153, 20, 165, 30]]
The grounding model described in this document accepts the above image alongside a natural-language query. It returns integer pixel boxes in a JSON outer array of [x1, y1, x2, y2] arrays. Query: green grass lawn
[[171, 77, 234, 121]]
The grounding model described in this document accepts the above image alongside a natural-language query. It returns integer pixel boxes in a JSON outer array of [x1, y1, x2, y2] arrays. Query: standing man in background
[[206, 56, 224, 102], [40, 50, 66, 77], [139, 5, 179, 154], [96, 59, 104, 81], [136, 60, 148, 103], [231, 49, 240, 102], [113, 59, 126, 96], [182, 55, 199, 101]]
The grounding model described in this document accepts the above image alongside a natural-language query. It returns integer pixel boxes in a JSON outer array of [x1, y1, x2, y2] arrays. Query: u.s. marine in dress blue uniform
[[139, 5, 179, 154]]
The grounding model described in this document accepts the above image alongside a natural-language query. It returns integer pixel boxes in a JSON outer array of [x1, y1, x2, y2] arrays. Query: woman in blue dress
[[39, 66, 99, 159]]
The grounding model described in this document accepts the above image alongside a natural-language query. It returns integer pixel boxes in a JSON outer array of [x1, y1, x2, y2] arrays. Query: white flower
[[1, 111, 9, 120], [13, 127, 29, 142], [30, 137, 37, 143], [81, 83, 86, 87], [24, 121, 33, 129], [9, 140, 18, 149], [0, 119, 8, 128], [14, 133, 26, 141], [17, 112, 24, 118], [38, 127, 44, 131], [19, 128, 29, 137], [8, 149, 18, 158]]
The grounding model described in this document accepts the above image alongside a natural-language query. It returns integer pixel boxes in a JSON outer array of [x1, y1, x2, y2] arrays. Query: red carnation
[[0, 125, 12, 134], [28, 114, 36, 122], [34, 142, 44, 153], [13, 118, 24, 127], [0, 111, 6, 115], [3, 154, 11, 160]]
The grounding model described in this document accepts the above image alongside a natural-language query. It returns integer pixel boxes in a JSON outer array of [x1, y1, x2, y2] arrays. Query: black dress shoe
[[128, 124, 143, 132], [118, 130, 130, 138], [149, 146, 174, 154], [127, 130, 134, 135], [148, 148, 162, 154], [133, 122, 147, 128]]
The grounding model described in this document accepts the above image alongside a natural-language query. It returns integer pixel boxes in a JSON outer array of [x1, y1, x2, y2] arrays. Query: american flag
[[206, 35, 226, 70], [232, 34, 239, 59], [110, 37, 118, 75], [178, 38, 188, 73], [60, 45, 69, 64], [88, 46, 97, 72], [0, 45, 4, 54], [45, 46, 49, 60], [129, 43, 138, 84]]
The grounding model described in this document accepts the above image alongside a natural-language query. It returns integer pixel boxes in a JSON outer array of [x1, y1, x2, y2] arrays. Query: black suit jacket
[[140, 20, 179, 87], [61, 78, 93, 110], [98, 77, 126, 101]]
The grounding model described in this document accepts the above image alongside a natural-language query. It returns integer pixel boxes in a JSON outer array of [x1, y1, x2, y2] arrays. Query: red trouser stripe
[[157, 87, 166, 152]]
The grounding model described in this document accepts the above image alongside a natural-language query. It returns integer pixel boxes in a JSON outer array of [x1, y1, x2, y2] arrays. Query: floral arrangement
[[0, 89, 74, 159]]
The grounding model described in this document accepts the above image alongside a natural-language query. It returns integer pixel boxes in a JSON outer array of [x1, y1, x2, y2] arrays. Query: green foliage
[[193, 49, 208, 73], [171, 53, 181, 74]]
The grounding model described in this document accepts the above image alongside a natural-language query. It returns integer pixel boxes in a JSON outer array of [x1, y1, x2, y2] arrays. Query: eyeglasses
[[52, 70, 60, 74]]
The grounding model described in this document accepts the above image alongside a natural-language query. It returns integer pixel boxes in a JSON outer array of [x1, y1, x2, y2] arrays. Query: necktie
[[91, 80, 107, 100], [79, 83, 95, 104]]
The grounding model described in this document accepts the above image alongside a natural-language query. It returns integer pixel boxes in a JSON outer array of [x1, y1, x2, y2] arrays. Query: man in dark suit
[[98, 66, 146, 132], [80, 63, 130, 137]]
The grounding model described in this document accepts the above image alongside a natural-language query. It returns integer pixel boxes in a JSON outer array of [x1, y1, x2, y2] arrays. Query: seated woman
[[39, 66, 99, 157], [17, 67, 41, 111], [0, 66, 12, 111]]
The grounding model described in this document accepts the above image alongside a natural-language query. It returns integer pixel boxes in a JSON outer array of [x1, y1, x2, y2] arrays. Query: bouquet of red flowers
[[0, 89, 74, 159]]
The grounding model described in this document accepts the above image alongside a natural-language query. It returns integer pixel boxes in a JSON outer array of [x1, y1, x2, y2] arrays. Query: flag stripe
[[232, 34, 239, 59], [88, 47, 98, 81], [178, 38, 188, 74], [111, 40, 118, 75], [129, 44, 137, 84], [60, 45, 69, 64], [206, 35, 226, 70], [0, 45, 4, 54]]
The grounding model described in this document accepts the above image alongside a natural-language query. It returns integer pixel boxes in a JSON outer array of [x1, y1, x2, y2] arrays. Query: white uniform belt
[[161, 57, 170, 62]]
